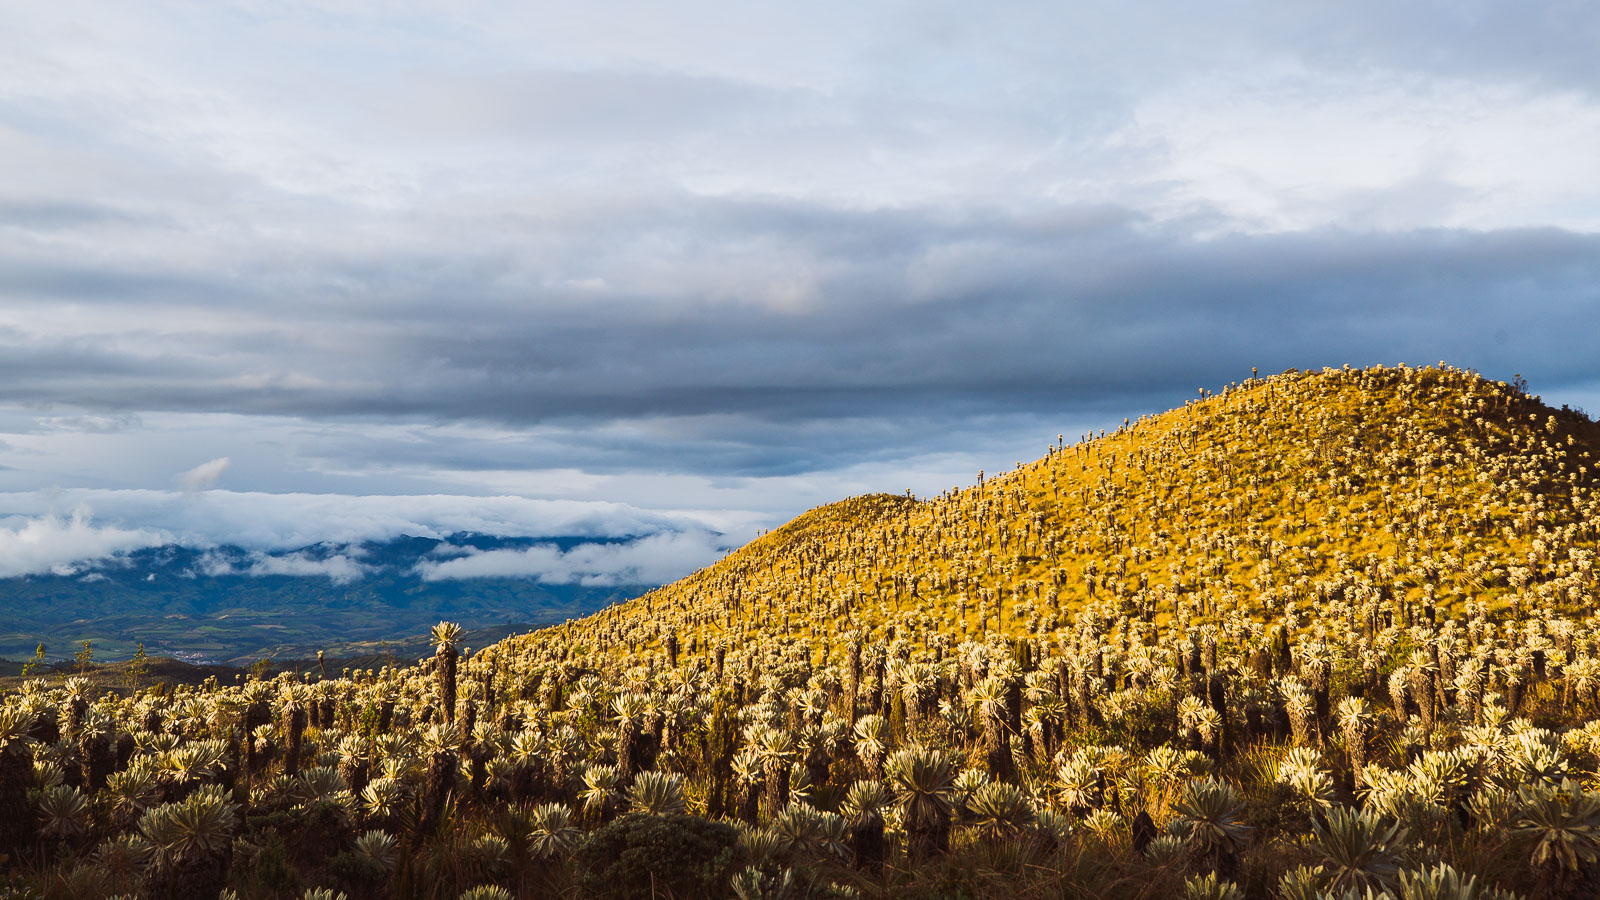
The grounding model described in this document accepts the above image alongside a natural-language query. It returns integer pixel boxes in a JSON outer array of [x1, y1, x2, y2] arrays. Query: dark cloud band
[[0, 201, 1595, 474]]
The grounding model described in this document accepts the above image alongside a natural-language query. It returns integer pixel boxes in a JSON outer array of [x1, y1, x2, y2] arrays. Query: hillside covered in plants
[[5, 364, 1600, 900]]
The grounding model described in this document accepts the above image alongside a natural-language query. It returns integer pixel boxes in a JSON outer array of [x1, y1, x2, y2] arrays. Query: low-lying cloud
[[193, 549, 369, 584], [0, 489, 739, 552], [415, 530, 727, 586], [0, 492, 744, 585], [0, 510, 168, 578], [246, 551, 369, 584]]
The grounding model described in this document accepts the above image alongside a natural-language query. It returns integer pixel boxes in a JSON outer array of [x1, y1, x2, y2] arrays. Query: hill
[[7, 363, 1600, 900], [516, 363, 1599, 667]]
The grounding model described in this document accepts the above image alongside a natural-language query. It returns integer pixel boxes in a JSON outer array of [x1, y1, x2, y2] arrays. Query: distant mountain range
[[0, 534, 654, 665]]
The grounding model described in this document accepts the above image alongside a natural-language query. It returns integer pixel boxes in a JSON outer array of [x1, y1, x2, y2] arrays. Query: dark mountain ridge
[[0, 532, 654, 664]]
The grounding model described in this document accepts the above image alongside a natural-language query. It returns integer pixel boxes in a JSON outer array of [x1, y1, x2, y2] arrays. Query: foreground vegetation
[[4, 364, 1600, 899]]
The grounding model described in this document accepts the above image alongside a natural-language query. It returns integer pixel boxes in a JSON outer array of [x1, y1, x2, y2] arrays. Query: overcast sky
[[2, 1, 1598, 581]]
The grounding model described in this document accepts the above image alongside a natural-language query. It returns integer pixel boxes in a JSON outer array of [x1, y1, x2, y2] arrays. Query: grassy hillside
[[526, 363, 1598, 665], [6, 363, 1600, 900]]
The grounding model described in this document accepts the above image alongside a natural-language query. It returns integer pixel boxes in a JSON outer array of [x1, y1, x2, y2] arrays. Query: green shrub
[[324, 849, 389, 899], [572, 813, 742, 899]]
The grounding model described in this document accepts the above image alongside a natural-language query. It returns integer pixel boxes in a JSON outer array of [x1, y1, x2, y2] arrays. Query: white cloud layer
[[415, 530, 726, 586], [0, 490, 753, 584], [0, 509, 168, 577], [0, 488, 741, 551]]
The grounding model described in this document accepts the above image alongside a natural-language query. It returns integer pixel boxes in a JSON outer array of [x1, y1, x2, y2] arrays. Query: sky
[[2, 0, 1599, 583]]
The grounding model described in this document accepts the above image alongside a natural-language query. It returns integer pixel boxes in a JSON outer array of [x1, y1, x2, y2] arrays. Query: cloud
[[244, 551, 368, 584], [415, 530, 726, 586], [1, 205, 1597, 434], [0, 497, 728, 587], [177, 457, 230, 491], [182, 547, 376, 584], [0, 509, 168, 577], [33, 414, 142, 434], [0, 488, 741, 553], [193, 550, 238, 578]]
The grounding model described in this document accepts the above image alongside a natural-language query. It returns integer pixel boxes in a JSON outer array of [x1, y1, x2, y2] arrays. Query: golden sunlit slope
[[512, 364, 1600, 665]]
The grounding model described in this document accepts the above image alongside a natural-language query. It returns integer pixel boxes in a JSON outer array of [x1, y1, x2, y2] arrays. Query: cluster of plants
[[3, 364, 1600, 899]]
